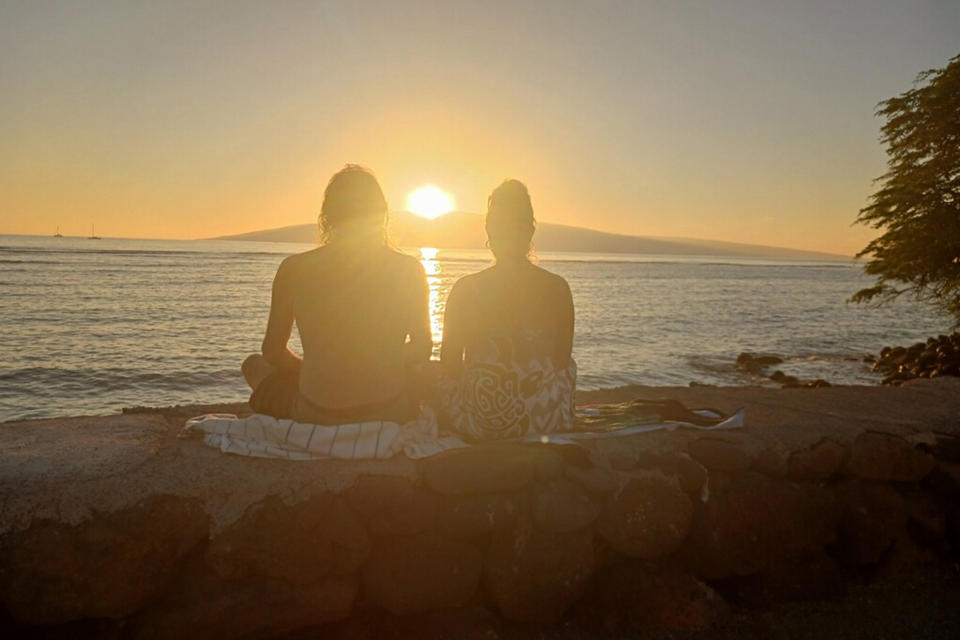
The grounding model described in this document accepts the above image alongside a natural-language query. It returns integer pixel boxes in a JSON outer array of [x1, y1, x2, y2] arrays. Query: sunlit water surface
[[0, 235, 950, 421]]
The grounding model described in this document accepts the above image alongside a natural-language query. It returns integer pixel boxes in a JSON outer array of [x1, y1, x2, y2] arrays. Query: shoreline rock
[[3, 379, 960, 637], [869, 332, 960, 385], [736, 352, 833, 389]]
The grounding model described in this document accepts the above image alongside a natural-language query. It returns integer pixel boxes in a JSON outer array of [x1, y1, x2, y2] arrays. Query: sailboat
[[53, 226, 63, 238], [88, 224, 101, 240]]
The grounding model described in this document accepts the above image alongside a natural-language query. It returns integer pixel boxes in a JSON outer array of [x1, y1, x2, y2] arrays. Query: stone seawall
[[2, 379, 960, 638]]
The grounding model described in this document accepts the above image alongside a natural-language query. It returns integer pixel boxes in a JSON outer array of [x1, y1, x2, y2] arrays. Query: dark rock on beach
[[845, 432, 936, 483], [131, 572, 358, 639], [531, 477, 601, 533], [687, 437, 752, 472], [361, 532, 483, 615], [788, 439, 846, 481], [347, 476, 437, 536], [574, 561, 728, 635], [717, 548, 848, 607], [736, 352, 784, 374], [831, 481, 907, 566], [420, 444, 556, 495], [595, 472, 693, 560], [484, 516, 595, 622], [205, 493, 369, 584], [436, 492, 521, 538], [680, 472, 836, 580], [0, 495, 208, 625], [741, 356, 833, 389], [869, 331, 960, 385]]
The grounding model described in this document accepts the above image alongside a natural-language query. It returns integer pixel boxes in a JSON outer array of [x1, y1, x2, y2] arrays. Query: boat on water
[[88, 224, 101, 240], [53, 226, 62, 238]]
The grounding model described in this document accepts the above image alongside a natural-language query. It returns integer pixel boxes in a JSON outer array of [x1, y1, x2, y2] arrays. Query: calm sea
[[0, 234, 950, 421]]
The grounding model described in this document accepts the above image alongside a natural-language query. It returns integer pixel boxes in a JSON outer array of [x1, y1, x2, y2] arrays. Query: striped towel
[[184, 404, 744, 461], [184, 409, 437, 460]]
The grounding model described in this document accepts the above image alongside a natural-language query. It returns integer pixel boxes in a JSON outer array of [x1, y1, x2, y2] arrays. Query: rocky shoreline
[[735, 331, 960, 390], [866, 332, 960, 386], [2, 380, 960, 638], [735, 352, 833, 388]]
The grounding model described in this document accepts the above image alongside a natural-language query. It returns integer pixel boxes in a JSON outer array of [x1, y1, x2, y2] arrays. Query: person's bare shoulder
[[447, 268, 491, 304], [532, 264, 571, 291], [277, 246, 326, 280], [383, 248, 426, 278], [462, 265, 498, 286]]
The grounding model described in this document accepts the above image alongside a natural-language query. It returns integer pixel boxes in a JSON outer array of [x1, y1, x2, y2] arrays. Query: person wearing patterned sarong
[[438, 180, 576, 441]]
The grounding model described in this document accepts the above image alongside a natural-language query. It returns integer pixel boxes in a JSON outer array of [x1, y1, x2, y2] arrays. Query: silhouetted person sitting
[[242, 165, 430, 424], [438, 179, 576, 440]]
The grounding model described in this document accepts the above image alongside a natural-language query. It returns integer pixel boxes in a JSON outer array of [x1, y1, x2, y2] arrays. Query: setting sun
[[406, 185, 454, 219]]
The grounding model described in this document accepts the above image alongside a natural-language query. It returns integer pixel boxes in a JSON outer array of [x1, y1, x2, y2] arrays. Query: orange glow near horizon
[[3, 3, 946, 256], [406, 186, 455, 219]]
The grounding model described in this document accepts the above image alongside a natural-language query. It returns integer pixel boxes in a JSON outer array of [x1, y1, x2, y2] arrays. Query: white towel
[[184, 407, 744, 461]]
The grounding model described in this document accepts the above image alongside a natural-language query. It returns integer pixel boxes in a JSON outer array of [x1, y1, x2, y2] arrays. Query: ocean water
[[0, 234, 951, 422]]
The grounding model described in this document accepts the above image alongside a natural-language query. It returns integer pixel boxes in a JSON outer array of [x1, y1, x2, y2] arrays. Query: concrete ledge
[[2, 378, 960, 637]]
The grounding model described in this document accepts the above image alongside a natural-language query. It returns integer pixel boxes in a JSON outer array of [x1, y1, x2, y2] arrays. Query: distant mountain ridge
[[214, 211, 848, 259]]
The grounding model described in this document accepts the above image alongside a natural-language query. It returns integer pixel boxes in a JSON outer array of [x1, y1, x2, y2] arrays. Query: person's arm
[[261, 257, 302, 373], [439, 279, 468, 378], [554, 277, 574, 368], [405, 261, 432, 366]]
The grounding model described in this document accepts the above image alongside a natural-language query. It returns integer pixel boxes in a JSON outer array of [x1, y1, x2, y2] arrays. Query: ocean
[[0, 234, 951, 422]]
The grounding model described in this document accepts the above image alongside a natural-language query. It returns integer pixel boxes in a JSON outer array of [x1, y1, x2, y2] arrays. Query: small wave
[[0, 246, 225, 259], [0, 258, 65, 265], [538, 258, 856, 269], [0, 366, 242, 396]]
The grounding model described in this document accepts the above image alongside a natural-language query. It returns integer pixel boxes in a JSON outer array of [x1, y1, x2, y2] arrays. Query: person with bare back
[[438, 179, 576, 440], [241, 165, 431, 424]]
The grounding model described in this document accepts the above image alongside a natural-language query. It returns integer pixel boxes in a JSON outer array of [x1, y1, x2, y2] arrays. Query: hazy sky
[[2, 1, 958, 254]]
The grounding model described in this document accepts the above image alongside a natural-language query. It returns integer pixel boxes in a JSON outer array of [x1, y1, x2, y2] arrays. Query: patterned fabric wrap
[[441, 330, 576, 441]]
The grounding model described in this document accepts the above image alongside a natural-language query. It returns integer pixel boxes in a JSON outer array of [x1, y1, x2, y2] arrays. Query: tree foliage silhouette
[[852, 53, 960, 324]]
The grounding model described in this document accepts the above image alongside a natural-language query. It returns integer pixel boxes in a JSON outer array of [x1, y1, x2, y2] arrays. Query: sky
[[1, 1, 958, 255]]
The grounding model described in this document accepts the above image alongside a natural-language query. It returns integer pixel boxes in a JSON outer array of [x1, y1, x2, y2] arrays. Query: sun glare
[[406, 185, 454, 219]]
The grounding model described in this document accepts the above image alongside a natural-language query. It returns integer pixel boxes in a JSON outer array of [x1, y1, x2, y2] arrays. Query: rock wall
[[2, 380, 960, 639]]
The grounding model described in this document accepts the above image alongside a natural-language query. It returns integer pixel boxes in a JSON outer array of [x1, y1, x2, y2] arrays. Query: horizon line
[[212, 211, 852, 260]]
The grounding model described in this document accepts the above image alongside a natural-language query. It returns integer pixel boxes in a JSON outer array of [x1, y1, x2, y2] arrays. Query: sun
[[406, 185, 454, 219]]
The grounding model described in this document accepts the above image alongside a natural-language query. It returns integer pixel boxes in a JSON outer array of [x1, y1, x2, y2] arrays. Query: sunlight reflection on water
[[419, 247, 444, 355]]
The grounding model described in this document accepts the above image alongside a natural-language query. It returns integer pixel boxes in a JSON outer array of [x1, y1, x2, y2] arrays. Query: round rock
[[595, 473, 693, 559], [531, 478, 601, 533], [681, 472, 837, 580], [687, 438, 751, 472], [788, 439, 846, 481], [206, 493, 368, 584], [484, 517, 595, 622], [574, 561, 727, 635], [436, 493, 521, 538], [0, 495, 208, 625], [361, 533, 483, 615], [347, 475, 437, 536], [419, 445, 554, 495], [846, 432, 935, 482]]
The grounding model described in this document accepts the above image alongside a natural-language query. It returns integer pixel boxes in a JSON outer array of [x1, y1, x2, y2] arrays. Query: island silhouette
[[215, 211, 848, 260]]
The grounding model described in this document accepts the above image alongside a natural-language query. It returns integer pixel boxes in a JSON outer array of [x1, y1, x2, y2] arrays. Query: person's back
[[443, 262, 572, 376], [439, 180, 575, 440], [243, 165, 430, 424], [289, 244, 425, 409]]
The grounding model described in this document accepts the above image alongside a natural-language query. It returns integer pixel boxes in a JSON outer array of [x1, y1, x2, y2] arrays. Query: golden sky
[[2, 1, 958, 255]]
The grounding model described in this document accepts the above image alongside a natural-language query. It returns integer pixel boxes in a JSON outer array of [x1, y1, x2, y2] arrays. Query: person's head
[[486, 179, 536, 262], [319, 164, 388, 245]]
